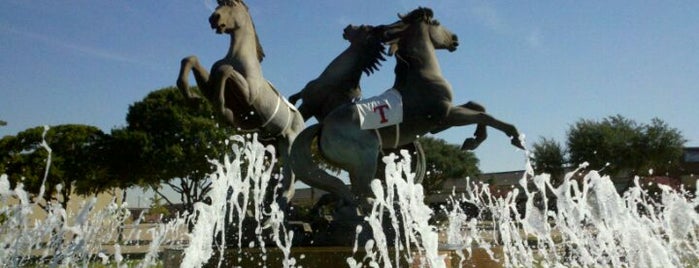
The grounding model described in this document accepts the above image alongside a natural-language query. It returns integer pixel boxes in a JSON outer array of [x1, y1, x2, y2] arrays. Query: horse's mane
[[399, 7, 434, 24], [217, 0, 266, 62], [361, 27, 388, 75], [383, 7, 435, 57]]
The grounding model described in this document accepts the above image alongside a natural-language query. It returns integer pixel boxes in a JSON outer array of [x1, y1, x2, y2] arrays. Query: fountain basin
[[162, 245, 504, 267]]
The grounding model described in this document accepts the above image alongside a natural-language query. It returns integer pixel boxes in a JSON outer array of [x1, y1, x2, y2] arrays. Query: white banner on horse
[[355, 89, 403, 130]]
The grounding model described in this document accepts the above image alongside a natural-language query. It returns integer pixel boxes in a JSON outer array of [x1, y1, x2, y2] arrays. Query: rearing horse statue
[[176, 0, 304, 211], [290, 7, 524, 210]]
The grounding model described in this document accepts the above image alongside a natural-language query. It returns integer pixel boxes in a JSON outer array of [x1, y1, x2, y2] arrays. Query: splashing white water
[[181, 133, 295, 268], [348, 150, 445, 268], [441, 166, 699, 267], [0, 127, 171, 267], [2, 133, 698, 267]]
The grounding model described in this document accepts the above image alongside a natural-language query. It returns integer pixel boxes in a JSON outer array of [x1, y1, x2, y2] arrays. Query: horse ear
[[217, 0, 242, 6], [423, 7, 434, 19]]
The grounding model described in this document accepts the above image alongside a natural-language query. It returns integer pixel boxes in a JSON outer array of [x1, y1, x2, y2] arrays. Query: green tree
[[534, 115, 686, 179], [637, 118, 687, 175], [0, 125, 107, 208], [418, 136, 480, 193], [568, 115, 686, 176], [530, 137, 566, 185], [147, 194, 171, 221], [109, 87, 236, 213], [567, 115, 643, 176]]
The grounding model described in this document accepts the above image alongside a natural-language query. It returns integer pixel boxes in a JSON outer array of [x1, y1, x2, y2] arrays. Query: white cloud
[[464, 4, 544, 49], [1, 23, 156, 69]]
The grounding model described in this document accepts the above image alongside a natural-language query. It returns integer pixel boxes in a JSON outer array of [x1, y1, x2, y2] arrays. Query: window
[[685, 150, 699, 163]]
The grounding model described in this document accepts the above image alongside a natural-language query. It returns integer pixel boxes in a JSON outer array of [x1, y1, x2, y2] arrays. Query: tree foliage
[[109, 87, 236, 212], [0, 88, 241, 213], [530, 137, 566, 184], [0, 124, 107, 207], [418, 136, 480, 193], [531, 115, 686, 178], [568, 115, 685, 176]]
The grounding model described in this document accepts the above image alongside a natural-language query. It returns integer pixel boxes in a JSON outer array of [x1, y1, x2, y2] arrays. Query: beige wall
[[4, 188, 123, 225]]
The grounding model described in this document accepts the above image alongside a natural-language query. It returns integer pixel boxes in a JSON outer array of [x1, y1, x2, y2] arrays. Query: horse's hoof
[[511, 137, 525, 150], [461, 138, 479, 151]]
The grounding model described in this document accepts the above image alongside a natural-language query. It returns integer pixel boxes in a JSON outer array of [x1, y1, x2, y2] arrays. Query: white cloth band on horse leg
[[281, 107, 292, 134], [374, 129, 382, 150], [375, 125, 400, 150], [261, 96, 281, 128], [394, 124, 400, 149]]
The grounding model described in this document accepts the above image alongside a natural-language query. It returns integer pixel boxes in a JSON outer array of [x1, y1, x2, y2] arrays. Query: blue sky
[[1, 1, 698, 173]]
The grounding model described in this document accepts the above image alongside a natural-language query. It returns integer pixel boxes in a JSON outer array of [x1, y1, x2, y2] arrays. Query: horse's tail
[[290, 124, 355, 204], [290, 124, 322, 178], [413, 140, 426, 184]]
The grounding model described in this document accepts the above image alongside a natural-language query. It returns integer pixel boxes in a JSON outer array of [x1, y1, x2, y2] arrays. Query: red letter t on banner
[[373, 104, 390, 123]]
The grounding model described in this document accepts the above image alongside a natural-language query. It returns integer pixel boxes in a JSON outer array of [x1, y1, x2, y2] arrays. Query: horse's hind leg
[[297, 104, 313, 121], [321, 130, 381, 213], [288, 91, 316, 121], [288, 92, 301, 105], [341, 153, 380, 215]]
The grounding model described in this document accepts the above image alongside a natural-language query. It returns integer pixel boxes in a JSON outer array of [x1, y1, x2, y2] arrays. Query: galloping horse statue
[[288, 24, 386, 122], [289, 25, 427, 182], [290, 7, 524, 210], [288, 24, 427, 183], [176, 0, 304, 211]]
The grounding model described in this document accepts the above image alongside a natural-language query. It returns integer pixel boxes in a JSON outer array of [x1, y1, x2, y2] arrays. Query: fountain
[[2, 134, 699, 267]]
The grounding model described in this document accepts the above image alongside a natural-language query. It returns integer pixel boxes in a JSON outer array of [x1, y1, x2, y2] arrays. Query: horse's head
[[382, 7, 459, 56], [427, 19, 459, 52], [342, 24, 387, 75], [210, 0, 265, 62], [342, 25, 378, 43], [210, 0, 250, 34]]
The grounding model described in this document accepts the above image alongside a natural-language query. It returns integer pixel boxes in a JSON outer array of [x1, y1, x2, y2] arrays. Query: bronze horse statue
[[288, 24, 427, 183], [176, 0, 304, 211], [289, 24, 386, 122], [290, 7, 524, 209]]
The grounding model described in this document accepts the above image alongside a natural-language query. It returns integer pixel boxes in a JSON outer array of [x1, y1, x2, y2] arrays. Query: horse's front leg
[[458, 102, 488, 150], [441, 104, 525, 150], [211, 65, 249, 125], [177, 55, 210, 99], [431, 102, 488, 150]]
